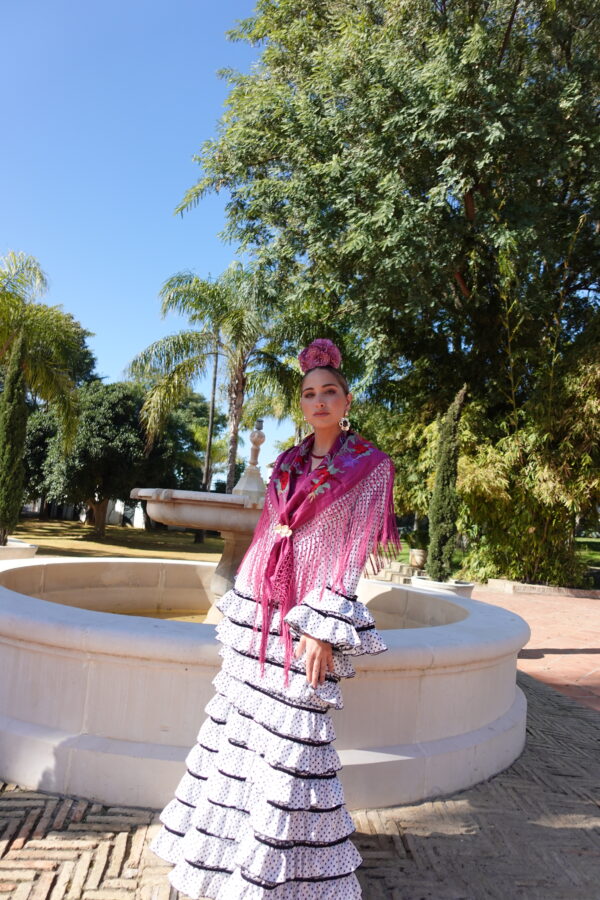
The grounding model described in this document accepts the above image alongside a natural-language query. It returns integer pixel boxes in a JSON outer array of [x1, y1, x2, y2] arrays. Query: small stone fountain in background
[[131, 420, 268, 598], [232, 419, 267, 507]]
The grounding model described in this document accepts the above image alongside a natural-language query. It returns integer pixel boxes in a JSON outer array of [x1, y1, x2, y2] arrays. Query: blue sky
[[1, 0, 291, 469]]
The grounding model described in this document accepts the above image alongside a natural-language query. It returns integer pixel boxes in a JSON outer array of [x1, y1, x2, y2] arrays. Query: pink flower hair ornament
[[298, 338, 342, 374]]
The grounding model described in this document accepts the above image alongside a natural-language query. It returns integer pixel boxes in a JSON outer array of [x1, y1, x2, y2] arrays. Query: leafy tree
[[26, 384, 220, 537], [176, 0, 599, 584], [41, 382, 147, 537], [0, 336, 27, 544], [186, 0, 599, 406], [427, 385, 467, 582]]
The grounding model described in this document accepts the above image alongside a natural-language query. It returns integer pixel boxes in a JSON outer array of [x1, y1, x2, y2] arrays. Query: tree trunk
[[203, 340, 219, 491], [38, 494, 48, 520], [140, 499, 154, 530], [226, 366, 246, 493], [88, 498, 110, 539]]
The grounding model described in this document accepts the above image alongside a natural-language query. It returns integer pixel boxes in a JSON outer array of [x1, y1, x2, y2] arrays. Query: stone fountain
[[131, 420, 267, 598], [0, 420, 531, 810]]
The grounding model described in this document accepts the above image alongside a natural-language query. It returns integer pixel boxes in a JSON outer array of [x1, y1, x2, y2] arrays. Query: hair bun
[[298, 338, 342, 374]]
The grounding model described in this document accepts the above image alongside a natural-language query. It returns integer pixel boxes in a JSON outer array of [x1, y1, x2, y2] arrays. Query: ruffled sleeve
[[283, 456, 396, 657]]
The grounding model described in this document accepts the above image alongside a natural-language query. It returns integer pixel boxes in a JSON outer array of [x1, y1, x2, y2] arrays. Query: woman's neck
[[311, 425, 342, 458]]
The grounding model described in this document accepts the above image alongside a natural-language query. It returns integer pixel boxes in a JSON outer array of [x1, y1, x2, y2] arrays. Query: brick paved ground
[[1, 672, 598, 900], [2, 586, 599, 899]]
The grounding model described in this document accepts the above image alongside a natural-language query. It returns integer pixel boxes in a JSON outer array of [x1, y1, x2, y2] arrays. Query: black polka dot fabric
[[150, 586, 387, 898]]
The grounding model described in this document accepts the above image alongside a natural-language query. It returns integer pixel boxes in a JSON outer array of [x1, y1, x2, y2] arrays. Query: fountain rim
[[0, 557, 530, 671], [131, 487, 263, 508]]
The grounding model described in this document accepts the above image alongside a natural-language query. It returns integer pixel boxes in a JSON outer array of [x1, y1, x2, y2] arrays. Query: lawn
[[12, 521, 599, 582], [13, 518, 224, 560]]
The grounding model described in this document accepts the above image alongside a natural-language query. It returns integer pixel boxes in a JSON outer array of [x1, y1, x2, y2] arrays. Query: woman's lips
[[313, 411, 329, 416]]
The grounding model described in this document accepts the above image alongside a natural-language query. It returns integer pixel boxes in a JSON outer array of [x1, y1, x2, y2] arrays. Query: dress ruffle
[[151, 583, 387, 898]]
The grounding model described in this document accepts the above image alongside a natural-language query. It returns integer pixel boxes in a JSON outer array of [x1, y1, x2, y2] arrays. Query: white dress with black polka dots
[[150, 458, 393, 898]]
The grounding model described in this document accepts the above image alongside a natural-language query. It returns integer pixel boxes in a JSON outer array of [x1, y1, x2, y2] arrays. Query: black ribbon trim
[[269, 762, 339, 780], [238, 679, 327, 715], [187, 767, 209, 781], [267, 799, 344, 813], [207, 796, 248, 814], [226, 642, 340, 683], [217, 767, 247, 782], [326, 585, 358, 602], [184, 858, 234, 875], [259, 718, 332, 747], [241, 867, 356, 889], [194, 824, 236, 843], [298, 605, 354, 625], [233, 588, 256, 602], [163, 823, 185, 837], [255, 831, 351, 850]]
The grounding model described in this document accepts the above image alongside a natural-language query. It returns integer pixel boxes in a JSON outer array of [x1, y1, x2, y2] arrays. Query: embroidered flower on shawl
[[308, 463, 342, 500], [275, 469, 290, 494], [352, 439, 373, 456]]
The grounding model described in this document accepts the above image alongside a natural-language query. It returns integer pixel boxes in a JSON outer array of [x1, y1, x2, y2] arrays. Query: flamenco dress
[[150, 435, 397, 898]]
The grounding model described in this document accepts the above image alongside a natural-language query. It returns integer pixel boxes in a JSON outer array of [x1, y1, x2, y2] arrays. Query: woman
[[151, 338, 400, 898]]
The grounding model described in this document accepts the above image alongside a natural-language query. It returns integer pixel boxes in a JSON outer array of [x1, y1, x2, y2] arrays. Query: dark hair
[[301, 365, 350, 395]]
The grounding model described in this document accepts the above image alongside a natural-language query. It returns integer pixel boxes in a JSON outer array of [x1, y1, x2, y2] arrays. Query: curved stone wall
[[0, 557, 530, 809]]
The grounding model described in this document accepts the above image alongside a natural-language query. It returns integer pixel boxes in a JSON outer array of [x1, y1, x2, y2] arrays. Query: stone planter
[[0, 539, 38, 560], [408, 548, 427, 568], [411, 573, 475, 598]]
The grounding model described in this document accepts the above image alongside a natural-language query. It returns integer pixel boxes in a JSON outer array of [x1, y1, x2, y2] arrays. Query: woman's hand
[[295, 635, 334, 688]]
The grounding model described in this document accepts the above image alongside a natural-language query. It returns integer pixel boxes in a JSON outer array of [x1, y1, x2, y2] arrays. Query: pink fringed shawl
[[237, 430, 400, 678]]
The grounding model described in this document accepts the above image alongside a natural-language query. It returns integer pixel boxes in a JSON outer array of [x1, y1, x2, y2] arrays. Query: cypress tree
[[0, 335, 28, 545], [426, 385, 467, 583]]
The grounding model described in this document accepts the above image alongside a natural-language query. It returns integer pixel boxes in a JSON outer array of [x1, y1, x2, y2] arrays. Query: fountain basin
[[0, 538, 38, 560], [0, 557, 530, 809], [131, 488, 263, 597]]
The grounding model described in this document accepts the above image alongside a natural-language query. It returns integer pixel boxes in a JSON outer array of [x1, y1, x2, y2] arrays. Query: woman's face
[[300, 368, 351, 431]]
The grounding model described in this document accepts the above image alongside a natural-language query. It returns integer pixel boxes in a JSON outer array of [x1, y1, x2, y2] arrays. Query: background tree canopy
[[177, 0, 599, 585], [25, 382, 220, 538]]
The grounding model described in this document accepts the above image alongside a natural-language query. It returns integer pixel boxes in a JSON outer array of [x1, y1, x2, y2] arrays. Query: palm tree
[[0, 251, 87, 536], [130, 262, 280, 492], [0, 252, 84, 437]]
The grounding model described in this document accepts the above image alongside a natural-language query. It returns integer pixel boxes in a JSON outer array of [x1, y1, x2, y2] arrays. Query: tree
[[0, 336, 27, 544], [184, 0, 599, 409], [28, 384, 218, 537], [176, 0, 600, 584], [426, 386, 467, 582], [0, 251, 93, 436], [130, 262, 281, 492]]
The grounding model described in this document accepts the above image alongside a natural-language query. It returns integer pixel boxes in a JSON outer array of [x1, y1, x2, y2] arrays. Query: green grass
[[576, 537, 600, 568], [13, 518, 224, 560]]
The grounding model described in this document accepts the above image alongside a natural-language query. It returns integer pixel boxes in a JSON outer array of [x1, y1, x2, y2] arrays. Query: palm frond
[[141, 353, 212, 443], [0, 251, 48, 303], [128, 330, 216, 381]]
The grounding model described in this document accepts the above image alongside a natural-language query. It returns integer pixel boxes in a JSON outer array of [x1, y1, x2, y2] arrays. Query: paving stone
[[29, 872, 57, 900], [12, 886, 33, 900], [104, 833, 128, 881], [66, 850, 92, 900], [47, 861, 74, 900], [84, 842, 109, 891]]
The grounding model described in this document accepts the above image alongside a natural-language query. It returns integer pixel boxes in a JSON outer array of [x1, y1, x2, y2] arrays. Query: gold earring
[[339, 415, 350, 432]]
